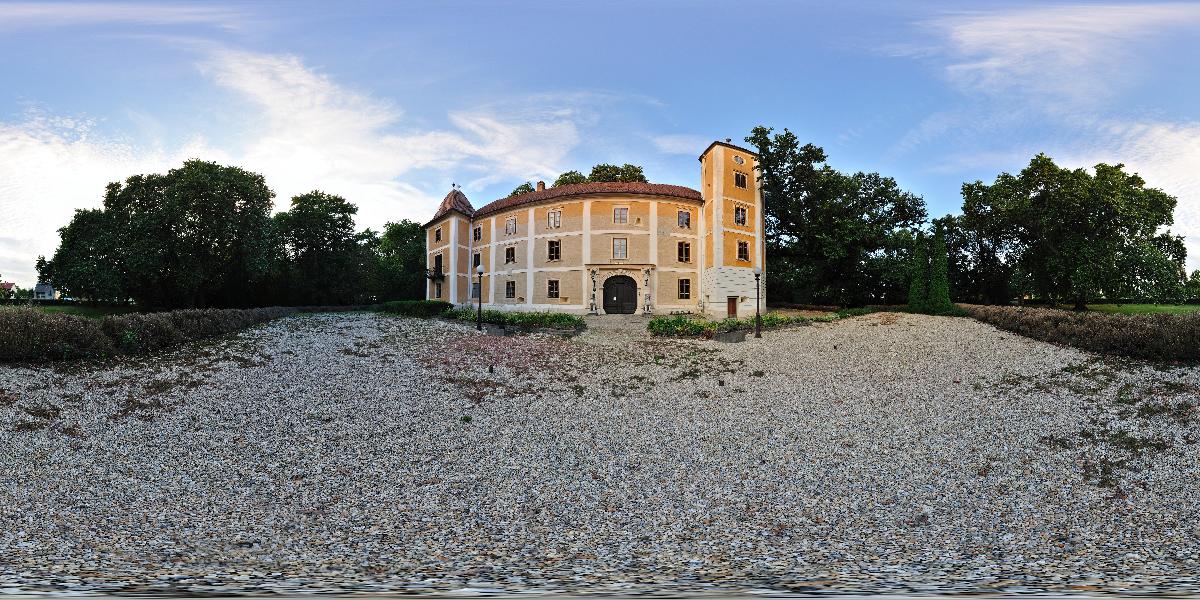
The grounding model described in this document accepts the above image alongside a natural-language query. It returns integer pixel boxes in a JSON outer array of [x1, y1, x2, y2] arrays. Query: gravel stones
[[1, 311, 1198, 595]]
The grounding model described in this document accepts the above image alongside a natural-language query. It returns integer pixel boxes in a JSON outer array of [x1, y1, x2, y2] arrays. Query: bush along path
[[648, 308, 873, 338], [961, 304, 1200, 362], [0, 305, 381, 363], [378, 299, 587, 332]]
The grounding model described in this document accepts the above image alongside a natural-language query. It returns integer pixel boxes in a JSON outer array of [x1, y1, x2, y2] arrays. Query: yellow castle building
[[424, 140, 764, 318]]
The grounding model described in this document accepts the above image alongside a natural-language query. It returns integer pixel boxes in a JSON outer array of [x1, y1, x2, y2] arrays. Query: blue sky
[[2, 1, 1199, 286]]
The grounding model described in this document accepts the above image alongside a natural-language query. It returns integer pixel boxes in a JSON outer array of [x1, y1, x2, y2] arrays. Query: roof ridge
[[472, 181, 701, 218]]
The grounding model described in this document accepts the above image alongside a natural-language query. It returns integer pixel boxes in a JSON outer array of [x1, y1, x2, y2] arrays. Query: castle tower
[[424, 188, 475, 304], [698, 140, 765, 318]]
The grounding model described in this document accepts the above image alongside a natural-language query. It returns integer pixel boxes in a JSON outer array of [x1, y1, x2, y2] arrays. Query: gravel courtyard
[[2, 311, 1199, 595]]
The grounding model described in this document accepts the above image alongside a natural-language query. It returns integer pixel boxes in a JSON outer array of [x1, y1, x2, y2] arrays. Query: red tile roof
[[425, 189, 475, 227], [472, 182, 702, 219], [0, 282, 13, 291]]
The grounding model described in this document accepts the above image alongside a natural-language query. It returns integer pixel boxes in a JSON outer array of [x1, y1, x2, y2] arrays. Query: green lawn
[[36, 305, 138, 319], [1085, 303, 1200, 315]]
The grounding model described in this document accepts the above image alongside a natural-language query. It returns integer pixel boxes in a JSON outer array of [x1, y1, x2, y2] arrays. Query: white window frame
[[677, 210, 691, 229], [435, 227, 442, 242], [547, 209, 562, 229], [612, 237, 628, 259], [505, 246, 516, 264], [613, 206, 629, 224], [547, 239, 561, 261], [677, 241, 690, 263], [734, 171, 748, 189], [734, 205, 748, 226], [737, 240, 750, 262], [505, 217, 517, 235], [473, 226, 482, 241]]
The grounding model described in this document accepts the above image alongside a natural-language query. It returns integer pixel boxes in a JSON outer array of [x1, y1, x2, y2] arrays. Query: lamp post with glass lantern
[[475, 264, 484, 331], [753, 266, 762, 338]]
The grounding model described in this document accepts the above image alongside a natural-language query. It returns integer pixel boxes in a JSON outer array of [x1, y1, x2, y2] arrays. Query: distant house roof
[[472, 182, 702, 219], [0, 282, 13, 291], [424, 189, 475, 227]]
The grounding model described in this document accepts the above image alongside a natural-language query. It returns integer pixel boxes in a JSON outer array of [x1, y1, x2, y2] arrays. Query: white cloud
[[0, 2, 244, 30], [1059, 120, 1200, 269], [0, 112, 219, 285], [650, 134, 708, 155], [900, 3, 1200, 270], [927, 3, 1200, 102], [0, 49, 586, 286]]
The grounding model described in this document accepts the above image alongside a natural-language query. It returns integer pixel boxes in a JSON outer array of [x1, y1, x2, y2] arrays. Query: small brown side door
[[727, 296, 737, 317]]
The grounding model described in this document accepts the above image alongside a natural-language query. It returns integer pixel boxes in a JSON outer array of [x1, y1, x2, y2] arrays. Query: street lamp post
[[476, 264, 484, 331], [753, 266, 762, 338]]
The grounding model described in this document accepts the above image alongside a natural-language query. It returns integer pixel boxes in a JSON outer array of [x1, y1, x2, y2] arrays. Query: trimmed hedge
[[961, 304, 1200, 361], [378, 300, 452, 317], [442, 307, 586, 330], [101, 307, 295, 353], [648, 309, 869, 338], [0, 306, 297, 362], [0, 307, 116, 361]]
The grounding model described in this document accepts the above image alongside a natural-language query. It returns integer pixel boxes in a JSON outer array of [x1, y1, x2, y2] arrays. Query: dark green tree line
[[40, 161, 427, 308]]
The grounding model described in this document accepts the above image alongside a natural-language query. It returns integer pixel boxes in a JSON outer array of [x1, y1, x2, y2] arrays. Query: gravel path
[[2, 311, 1198, 595]]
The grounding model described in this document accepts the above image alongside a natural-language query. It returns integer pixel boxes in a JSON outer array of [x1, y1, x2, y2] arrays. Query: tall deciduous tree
[[587, 163, 647, 183], [509, 182, 535, 197], [274, 191, 363, 305], [56, 160, 276, 308], [552, 170, 588, 187], [377, 219, 427, 300], [747, 126, 927, 306], [955, 154, 1183, 308], [40, 210, 127, 303]]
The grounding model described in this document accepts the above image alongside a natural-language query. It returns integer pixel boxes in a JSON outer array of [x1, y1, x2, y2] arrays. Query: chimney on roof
[[536, 181, 546, 191]]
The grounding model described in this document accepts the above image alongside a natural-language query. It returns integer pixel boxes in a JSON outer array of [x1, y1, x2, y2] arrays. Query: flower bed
[[442, 307, 585, 331], [648, 308, 872, 338]]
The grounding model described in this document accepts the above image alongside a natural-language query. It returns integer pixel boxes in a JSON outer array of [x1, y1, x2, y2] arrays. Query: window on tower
[[734, 206, 748, 226], [734, 172, 748, 189], [737, 240, 750, 262]]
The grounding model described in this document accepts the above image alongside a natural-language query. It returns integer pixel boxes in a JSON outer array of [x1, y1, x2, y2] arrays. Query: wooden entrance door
[[603, 276, 638, 314], [727, 296, 738, 317]]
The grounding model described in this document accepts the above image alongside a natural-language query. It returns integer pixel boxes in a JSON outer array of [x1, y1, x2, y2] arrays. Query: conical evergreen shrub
[[907, 232, 929, 313], [927, 226, 953, 314]]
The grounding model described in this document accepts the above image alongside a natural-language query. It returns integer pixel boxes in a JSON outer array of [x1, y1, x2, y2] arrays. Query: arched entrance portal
[[602, 275, 638, 314]]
